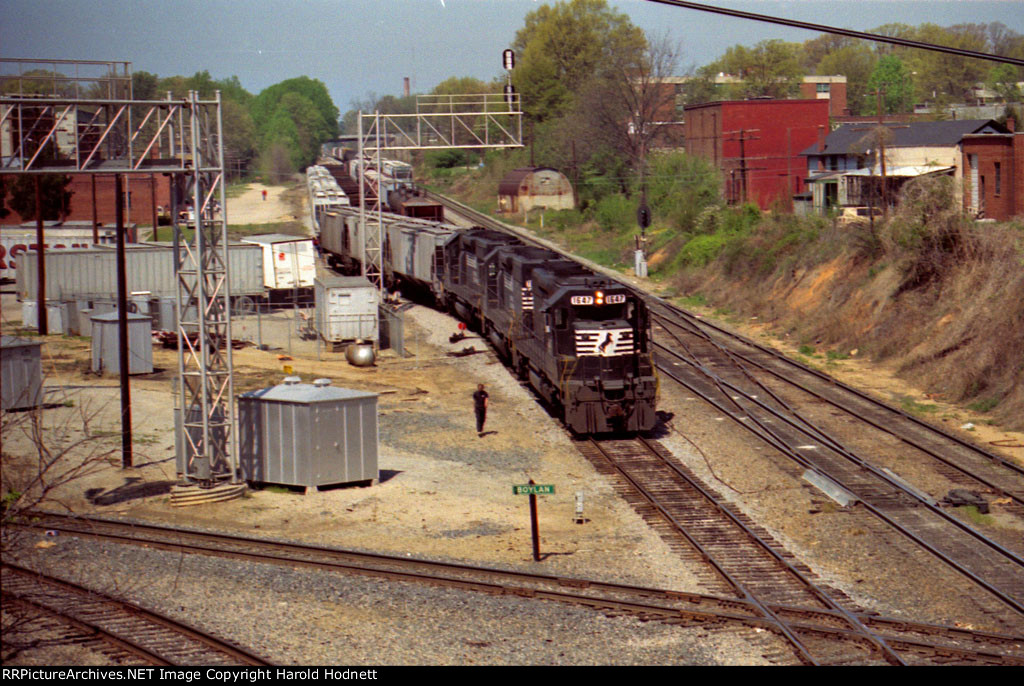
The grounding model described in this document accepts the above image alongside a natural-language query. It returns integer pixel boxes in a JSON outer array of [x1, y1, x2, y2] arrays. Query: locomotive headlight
[[595, 290, 604, 304]]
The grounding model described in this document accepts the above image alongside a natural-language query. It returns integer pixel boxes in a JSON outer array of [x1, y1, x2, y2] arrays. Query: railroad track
[[579, 436, 903, 665], [15, 513, 1024, 665], [651, 321, 1024, 621], [650, 305, 1024, 514], [429, 191, 1024, 624], [1, 563, 271, 666]]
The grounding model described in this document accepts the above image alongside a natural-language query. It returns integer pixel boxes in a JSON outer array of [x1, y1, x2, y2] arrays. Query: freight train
[[315, 201, 657, 434]]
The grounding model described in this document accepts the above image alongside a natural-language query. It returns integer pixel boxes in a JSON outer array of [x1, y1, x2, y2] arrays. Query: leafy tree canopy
[[511, 0, 645, 122], [866, 55, 915, 114]]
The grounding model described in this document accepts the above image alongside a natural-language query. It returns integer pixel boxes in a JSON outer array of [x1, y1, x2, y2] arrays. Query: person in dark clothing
[[473, 384, 489, 436]]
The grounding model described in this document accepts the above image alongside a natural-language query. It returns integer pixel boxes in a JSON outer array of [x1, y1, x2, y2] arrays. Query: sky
[[2, 0, 1023, 115]]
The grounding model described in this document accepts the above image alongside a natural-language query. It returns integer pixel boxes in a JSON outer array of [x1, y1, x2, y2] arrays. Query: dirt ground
[[227, 182, 306, 228]]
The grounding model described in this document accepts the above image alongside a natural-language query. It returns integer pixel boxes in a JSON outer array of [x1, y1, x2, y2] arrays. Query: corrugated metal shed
[[1, 336, 43, 410], [497, 167, 574, 213], [90, 311, 154, 375], [237, 379, 379, 490]]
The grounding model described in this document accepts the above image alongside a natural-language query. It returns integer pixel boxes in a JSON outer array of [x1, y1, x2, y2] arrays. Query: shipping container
[[1, 223, 118, 281], [16, 243, 264, 301], [240, 234, 317, 291]]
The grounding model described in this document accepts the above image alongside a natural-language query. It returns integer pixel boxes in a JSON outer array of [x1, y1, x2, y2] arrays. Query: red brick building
[[798, 76, 848, 117], [961, 122, 1023, 221], [2, 173, 172, 229], [685, 99, 831, 210]]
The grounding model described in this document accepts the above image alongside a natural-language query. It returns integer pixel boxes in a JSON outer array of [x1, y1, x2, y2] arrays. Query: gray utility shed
[[315, 275, 378, 345], [1, 336, 43, 410], [90, 312, 154, 375], [238, 378, 378, 491]]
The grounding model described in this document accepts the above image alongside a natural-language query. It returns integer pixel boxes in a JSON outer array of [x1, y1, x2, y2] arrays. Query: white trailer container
[[241, 234, 317, 291], [16, 243, 264, 301], [1, 223, 117, 281], [315, 276, 378, 347]]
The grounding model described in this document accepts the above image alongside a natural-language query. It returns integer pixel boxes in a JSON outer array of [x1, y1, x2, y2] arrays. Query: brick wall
[[2, 174, 172, 228]]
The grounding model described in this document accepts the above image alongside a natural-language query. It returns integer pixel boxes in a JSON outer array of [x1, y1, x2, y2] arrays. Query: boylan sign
[[513, 484, 555, 496]]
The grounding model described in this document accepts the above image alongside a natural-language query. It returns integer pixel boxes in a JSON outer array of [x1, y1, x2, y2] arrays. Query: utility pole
[[875, 89, 889, 221]]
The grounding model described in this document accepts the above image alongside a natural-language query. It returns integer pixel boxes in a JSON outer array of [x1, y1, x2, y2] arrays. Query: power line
[[645, 0, 1024, 66]]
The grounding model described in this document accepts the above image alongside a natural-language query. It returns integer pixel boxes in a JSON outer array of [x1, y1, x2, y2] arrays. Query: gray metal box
[[237, 379, 378, 490], [314, 276, 378, 344], [90, 311, 154, 375], [1, 336, 43, 410]]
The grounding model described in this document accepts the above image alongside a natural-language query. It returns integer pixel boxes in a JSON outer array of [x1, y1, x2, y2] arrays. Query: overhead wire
[[644, 0, 1024, 66]]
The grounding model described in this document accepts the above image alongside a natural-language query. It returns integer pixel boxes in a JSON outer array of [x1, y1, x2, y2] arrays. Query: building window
[[995, 162, 1001, 195], [816, 83, 830, 94]]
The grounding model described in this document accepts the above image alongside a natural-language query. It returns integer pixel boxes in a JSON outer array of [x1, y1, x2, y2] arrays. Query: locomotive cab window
[[554, 308, 568, 329]]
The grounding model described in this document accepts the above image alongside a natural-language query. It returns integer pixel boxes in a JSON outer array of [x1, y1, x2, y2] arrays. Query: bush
[[426, 149, 469, 169], [593, 194, 636, 232]]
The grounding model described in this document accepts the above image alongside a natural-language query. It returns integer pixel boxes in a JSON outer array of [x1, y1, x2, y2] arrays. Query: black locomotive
[[440, 228, 657, 434]]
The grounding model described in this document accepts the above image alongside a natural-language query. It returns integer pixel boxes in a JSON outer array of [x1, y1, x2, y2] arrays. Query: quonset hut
[[498, 167, 574, 214]]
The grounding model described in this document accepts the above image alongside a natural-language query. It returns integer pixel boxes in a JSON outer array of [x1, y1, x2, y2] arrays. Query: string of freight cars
[[646, 0, 1024, 66]]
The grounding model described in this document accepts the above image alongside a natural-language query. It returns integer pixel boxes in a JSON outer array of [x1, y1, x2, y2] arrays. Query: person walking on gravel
[[473, 384, 489, 437]]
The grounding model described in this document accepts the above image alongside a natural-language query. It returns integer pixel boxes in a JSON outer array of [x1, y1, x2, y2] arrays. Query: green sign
[[513, 484, 555, 496]]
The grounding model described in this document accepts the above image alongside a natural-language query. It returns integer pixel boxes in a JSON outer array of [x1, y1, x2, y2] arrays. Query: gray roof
[[241, 234, 312, 245], [802, 119, 1008, 156], [315, 275, 375, 289], [498, 167, 564, 196], [90, 311, 152, 322], [239, 382, 377, 404], [1, 336, 43, 349]]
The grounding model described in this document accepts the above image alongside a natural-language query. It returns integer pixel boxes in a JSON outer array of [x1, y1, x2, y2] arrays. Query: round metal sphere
[[345, 342, 376, 367]]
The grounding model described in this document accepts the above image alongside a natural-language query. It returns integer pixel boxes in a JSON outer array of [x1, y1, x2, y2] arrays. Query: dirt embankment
[[672, 220, 1024, 437]]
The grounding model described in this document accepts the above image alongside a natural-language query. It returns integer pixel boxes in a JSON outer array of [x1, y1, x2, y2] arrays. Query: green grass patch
[[900, 397, 939, 414], [228, 222, 306, 239], [825, 350, 849, 361], [224, 182, 251, 199], [957, 505, 994, 527], [967, 397, 1000, 413], [678, 293, 708, 309], [798, 344, 816, 356]]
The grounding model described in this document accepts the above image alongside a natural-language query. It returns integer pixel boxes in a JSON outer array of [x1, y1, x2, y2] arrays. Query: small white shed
[[315, 276, 379, 347]]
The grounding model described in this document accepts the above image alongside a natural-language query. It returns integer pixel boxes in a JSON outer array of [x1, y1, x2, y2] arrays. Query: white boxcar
[[241, 234, 317, 290]]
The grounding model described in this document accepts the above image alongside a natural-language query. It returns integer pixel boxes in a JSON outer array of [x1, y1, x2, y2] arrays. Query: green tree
[[718, 39, 804, 99], [988, 64, 1023, 102], [132, 71, 159, 100], [866, 55, 915, 114], [252, 77, 339, 169], [817, 43, 877, 115], [905, 24, 989, 103], [511, 0, 645, 122]]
